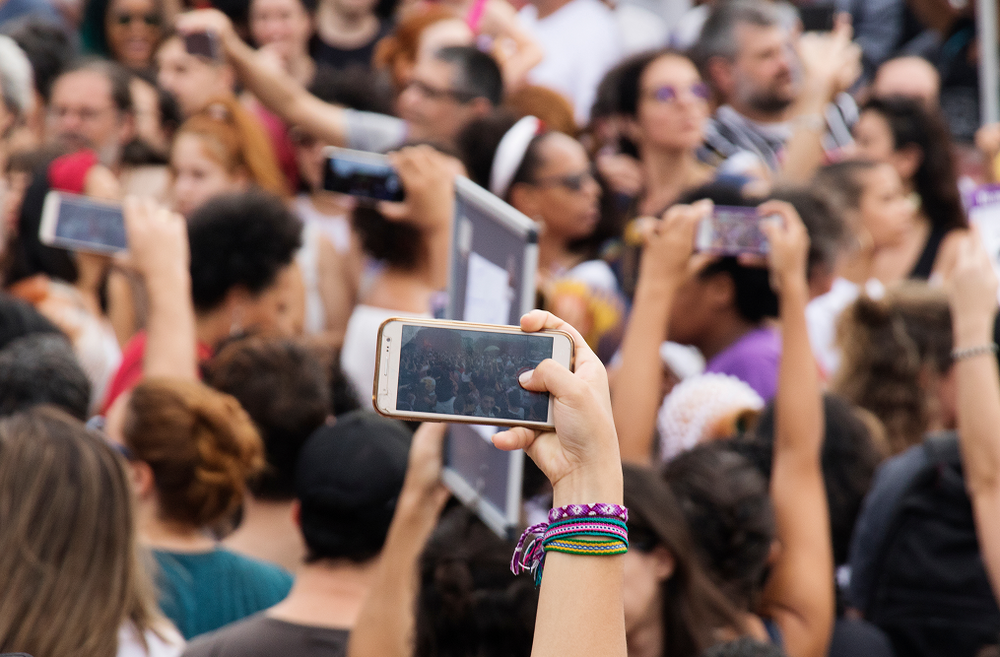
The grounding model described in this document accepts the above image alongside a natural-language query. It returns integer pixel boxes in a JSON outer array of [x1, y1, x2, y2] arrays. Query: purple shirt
[[704, 326, 781, 401]]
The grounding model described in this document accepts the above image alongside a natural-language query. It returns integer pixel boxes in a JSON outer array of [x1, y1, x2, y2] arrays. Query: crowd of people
[[1, 0, 1000, 655]]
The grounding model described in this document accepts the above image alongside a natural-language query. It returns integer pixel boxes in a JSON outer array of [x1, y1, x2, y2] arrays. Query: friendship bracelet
[[951, 343, 998, 361], [511, 504, 629, 586]]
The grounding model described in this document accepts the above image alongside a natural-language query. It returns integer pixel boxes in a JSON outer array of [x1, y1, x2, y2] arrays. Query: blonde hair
[[832, 283, 953, 455], [174, 96, 288, 198], [123, 378, 266, 528], [0, 406, 162, 657]]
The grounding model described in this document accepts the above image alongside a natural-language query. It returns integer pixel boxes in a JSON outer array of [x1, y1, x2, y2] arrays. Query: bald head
[[872, 56, 940, 108]]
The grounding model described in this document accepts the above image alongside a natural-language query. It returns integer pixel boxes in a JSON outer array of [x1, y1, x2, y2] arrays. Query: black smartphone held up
[[322, 147, 405, 202], [183, 30, 221, 60], [695, 205, 773, 256], [38, 191, 127, 255], [799, 3, 836, 32]]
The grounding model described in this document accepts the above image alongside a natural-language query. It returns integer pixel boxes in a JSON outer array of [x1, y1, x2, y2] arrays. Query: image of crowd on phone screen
[[396, 325, 550, 421]]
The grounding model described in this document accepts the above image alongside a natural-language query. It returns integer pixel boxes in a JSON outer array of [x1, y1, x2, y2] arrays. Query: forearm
[[348, 490, 442, 657], [610, 275, 676, 464], [143, 267, 198, 380], [779, 106, 827, 184], [532, 466, 626, 657], [954, 314, 1000, 496]]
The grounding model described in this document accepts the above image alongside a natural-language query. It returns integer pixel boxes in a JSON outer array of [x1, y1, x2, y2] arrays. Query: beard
[[735, 73, 796, 116]]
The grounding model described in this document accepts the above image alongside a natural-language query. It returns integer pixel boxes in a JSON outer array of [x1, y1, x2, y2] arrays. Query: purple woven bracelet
[[548, 503, 628, 524]]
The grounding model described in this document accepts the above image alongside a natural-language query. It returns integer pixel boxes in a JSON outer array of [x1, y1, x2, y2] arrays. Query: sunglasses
[[645, 82, 711, 103], [533, 168, 596, 192], [113, 12, 162, 26]]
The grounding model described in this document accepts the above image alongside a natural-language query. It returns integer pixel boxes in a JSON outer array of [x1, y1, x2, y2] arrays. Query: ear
[[892, 144, 923, 182], [651, 545, 676, 581], [509, 182, 541, 219], [291, 499, 302, 530], [705, 56, 734, 99], [131, 459, 157, 498]]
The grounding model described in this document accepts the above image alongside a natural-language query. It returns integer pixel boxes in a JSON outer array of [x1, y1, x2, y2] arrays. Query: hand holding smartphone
[[373, 318, 574, 430], [323, 147, 405, 202], [39, 191, 127, 255], [183, 30, 221, 61]]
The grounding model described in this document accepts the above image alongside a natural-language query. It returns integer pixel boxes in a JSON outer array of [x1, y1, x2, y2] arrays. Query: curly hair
[[123, 378, 266, 528], [186, 190, 302, 312], [832, 283, 953, 455]]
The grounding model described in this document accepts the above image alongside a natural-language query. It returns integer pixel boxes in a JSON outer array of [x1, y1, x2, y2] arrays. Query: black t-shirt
[[312, 20, 394, 70], [181, 615, 349, 657]]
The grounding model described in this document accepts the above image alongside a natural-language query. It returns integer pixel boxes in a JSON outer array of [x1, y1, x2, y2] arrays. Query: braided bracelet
[[952, 343, 998, 361], [511, 504, 629, 586]]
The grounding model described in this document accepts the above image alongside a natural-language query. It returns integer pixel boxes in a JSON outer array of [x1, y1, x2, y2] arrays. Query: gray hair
[[0, 35, 34, 120], [690, 1, 781, 71]]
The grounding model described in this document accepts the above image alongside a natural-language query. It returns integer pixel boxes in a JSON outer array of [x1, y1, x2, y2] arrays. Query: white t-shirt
[[340, 305, 431, 406], [518, 0, 624, 124]]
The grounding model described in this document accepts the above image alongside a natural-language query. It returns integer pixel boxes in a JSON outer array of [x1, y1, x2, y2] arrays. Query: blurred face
[[852, 111, 895, 163], [130, 76, 169, 154], [397, 58, 478, 144], [250, 0, 312, 62], [872, 57, 940, 108], [105, 0, 162, 69], [731, 23, 795, 114], [622, 547, 673, 634], [156, 37, 234, 117], [636, 55, 709, 152], [857, 163, 915, 249], [324, 0, 379, 21], [517, 134, 601, 242], [48, 70, 127, 161], [170, 132, 247, 216], [241, 263, 305, 337], [292, 130, 327, 190]]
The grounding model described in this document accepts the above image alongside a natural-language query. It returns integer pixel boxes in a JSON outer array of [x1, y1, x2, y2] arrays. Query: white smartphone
[[373, 317, 575, 430], [38, 191, 127, 255]]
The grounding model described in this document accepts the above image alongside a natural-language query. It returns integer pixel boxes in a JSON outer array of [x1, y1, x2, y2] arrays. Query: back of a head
[[0, 334, 90, 420], [187, 190, 302, 314], [415, 506, 538, 657], [690, 1, 780, 74], [434, 46, 504, 107], [123, 378, 266, 528], [353, 204, 423, 270], [769, 185, 846, 283], [294, 411, 410, 563], [811, 159, 880, 222], [205, 336, 331, 500], [505, 85, 577, 137], [832, 282, 952, 455], [0, 293, 61, 350], [456, 110, 520, 189], [663, 442, 775, 611], [0, 406, 154, 657], [624, 464, 743, 657], [3, 18, 72, 102], [738, 394, 886, 565], [176, 96, 288, 198]]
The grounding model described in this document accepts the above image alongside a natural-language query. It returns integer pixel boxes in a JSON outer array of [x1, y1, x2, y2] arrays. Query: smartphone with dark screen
[[322, 147, 405, 202], [799, 3, 836, 31], [184, 31, 221, 60]]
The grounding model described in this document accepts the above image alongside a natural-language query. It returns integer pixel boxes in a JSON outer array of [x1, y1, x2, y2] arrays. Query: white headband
[[489, 115, 541, 198]]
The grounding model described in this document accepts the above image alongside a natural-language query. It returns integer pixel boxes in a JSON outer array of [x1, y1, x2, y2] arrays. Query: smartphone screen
[[323, 151, 404, 202], [184, 31, 219, 60], [395, 323, 552, 422], [799, 3, 835, 31], [695, 206, 770, 256], [41, 192, 127, 254]]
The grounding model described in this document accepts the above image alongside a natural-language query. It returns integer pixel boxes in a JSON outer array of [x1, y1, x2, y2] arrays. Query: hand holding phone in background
[[695, 205, 778, 257], [323, 147, 405, 202], [183, 30, 221, 61]]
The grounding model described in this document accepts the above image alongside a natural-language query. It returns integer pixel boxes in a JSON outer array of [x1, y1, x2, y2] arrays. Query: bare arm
[[780, 19, 860, 183], [347, 423, 450, 657], [478, 0, 544, 90], [947, 233, 1000, 602], [757, 201, 834, 657], [177, 10, 349, 147], [494, 309, 626, 657], [121, 198, 198, 381], [611, 203, 709, 464]]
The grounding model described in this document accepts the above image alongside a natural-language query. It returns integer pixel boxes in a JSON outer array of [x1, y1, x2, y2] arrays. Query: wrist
[[953, 315, 996, 348], [552, 463, 624, 508]]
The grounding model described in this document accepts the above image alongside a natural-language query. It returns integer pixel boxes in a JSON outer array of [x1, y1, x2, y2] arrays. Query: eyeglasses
[[48, 104, 117, 123], [644, 82, 711, 104], [113, 12, 161, 26], [532, 168, 596, 192], [405, 79, 477, 103]]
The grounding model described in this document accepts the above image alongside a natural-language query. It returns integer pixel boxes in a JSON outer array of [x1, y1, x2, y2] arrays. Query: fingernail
[[518, 370, 533, 385]]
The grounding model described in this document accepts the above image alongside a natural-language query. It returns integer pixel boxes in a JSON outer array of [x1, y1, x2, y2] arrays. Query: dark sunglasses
[[533, 168, 596, 193], [646, 82, 711, 103], [113, 12, 162, 26]]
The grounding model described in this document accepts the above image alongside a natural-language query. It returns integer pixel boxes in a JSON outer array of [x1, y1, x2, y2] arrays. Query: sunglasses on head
[[114, 12, 161, 26], [646, 82, 711, 103]]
